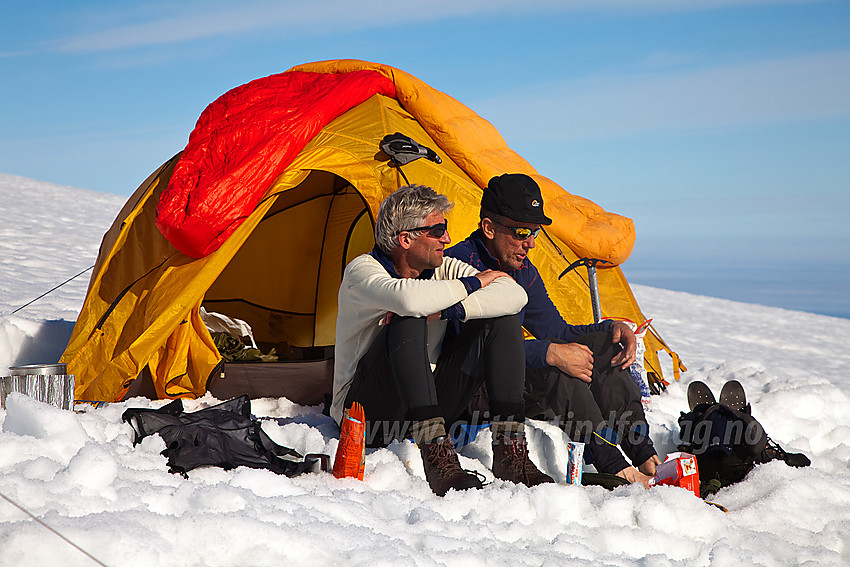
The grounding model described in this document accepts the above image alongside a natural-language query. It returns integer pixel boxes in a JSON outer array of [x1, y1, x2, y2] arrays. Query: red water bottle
[[333, 402, 366, 480]]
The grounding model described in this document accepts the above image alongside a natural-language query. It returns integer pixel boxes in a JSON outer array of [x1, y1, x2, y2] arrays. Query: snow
[[1, 173, 850, 566]]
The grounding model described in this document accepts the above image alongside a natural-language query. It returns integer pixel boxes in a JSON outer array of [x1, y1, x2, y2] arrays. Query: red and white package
[[649, 452, 700, 497]]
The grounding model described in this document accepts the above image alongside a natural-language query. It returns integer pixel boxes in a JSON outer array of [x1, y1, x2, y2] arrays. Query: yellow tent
[[61, 60, 684, 404]]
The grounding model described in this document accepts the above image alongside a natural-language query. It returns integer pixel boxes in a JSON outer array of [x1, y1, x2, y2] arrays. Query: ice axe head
[[559, 257, 613, 280]]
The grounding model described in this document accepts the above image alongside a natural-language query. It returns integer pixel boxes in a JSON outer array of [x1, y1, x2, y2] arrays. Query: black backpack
[[678, 380, 810, 497], [122, 395, 321, 477]]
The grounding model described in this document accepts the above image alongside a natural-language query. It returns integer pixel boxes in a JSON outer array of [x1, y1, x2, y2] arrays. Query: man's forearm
[[524, 338, 552, 369], [459, 275, 527, 320], [346, 257, 471, 316]]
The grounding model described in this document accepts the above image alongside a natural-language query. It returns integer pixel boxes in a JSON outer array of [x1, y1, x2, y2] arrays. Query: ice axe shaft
[[559, 258, 612, 323], [588, 266, 602, 324]]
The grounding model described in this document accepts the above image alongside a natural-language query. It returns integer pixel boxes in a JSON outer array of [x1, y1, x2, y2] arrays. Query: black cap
[[481, 173, 552, 225]]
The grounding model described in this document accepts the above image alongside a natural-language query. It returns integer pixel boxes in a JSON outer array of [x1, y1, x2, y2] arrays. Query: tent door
[[202, 170, 374, 361]]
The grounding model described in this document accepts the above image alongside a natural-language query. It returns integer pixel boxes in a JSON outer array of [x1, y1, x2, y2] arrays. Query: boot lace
[[499, 438, 548, 484], [426, 439, 486, 483], [427, 440, 463, 479]]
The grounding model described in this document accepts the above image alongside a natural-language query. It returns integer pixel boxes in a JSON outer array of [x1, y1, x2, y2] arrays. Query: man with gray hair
[[333, 184, 554, 496]]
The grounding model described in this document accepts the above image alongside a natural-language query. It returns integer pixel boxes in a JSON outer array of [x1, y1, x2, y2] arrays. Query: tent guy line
[[7, 265, 94, 317], [0, 490, 109, 567]]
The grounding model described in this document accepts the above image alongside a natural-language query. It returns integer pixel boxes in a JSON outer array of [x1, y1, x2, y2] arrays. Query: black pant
[[524, 331, 656, 473], [344, 314, 526, 447]]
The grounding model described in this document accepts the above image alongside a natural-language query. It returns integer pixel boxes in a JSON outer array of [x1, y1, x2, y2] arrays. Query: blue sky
[[2, 0, 849, 317]]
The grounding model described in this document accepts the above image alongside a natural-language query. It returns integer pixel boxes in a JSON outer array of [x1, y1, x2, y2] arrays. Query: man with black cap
[[445, 173, 662, 487]]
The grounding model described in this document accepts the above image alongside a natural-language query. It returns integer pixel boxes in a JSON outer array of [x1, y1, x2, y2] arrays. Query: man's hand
[[615, 465, 653, 488], [546, 342, 594, 383], [610, 321, 637, 369], [475, 269, 510, 287], [638, 454, 662, 477]]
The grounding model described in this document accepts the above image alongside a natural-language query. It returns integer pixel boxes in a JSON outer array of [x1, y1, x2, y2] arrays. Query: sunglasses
[[397, 221, 448, 239], [493, 219, 541, 240]]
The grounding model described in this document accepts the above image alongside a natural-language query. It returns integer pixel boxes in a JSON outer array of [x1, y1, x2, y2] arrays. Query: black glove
[[380, 132, 441, 165]]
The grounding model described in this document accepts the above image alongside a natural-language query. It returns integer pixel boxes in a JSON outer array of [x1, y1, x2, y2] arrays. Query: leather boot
[[492, 433, 555, 487], [420, 436, 484, 497]]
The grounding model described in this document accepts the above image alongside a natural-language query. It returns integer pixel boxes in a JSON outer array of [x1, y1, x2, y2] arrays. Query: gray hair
[[374, 184, 453, 253]]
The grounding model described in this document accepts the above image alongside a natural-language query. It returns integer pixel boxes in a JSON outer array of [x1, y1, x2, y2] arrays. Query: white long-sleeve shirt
[[331, 253, 528, 424]]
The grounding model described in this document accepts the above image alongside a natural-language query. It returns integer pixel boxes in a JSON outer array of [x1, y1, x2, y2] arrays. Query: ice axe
[[559, 258, 613, 323]]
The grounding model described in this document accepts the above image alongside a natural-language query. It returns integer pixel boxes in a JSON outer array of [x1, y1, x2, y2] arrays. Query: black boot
[[420, 436, 484, 497], [492, 433, 555, 487]]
